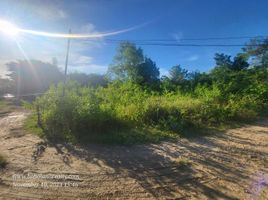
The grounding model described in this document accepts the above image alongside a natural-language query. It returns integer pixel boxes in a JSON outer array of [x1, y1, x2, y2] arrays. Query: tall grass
[[30, 81, 266, 144]]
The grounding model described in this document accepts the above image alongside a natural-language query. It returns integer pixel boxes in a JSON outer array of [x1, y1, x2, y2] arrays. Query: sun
[[0, 20, 19, 36]]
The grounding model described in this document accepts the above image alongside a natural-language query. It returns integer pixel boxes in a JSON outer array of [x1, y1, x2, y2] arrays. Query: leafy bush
[[31, 72, 267, 144], [34, 82, 126, 142], [225, 95, 260, 120]]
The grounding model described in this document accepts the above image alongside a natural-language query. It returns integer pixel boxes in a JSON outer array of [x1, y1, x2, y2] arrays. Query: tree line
[[1, 37, 267, 99], [14, 37, 268, 144]]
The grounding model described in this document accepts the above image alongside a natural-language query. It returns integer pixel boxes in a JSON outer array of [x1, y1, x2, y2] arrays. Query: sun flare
[[0, 18, 146, 39], [0, 20, 19, 36]]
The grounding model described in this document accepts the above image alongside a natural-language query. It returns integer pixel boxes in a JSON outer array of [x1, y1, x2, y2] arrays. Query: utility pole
[[62, 29, 71, 97]]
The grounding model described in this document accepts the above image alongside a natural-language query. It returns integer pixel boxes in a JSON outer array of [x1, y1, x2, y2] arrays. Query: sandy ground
[[0, 111, 267, 199]]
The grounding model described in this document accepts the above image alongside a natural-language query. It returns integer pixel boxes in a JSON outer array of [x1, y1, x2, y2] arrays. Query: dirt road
[[0, 111, 267, 199]]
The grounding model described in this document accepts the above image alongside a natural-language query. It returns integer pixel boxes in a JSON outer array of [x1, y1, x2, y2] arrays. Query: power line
[[78, 36, 267, 47], [80, 35, 268, 42], [111, 43, 261, 47], [110, 35, 268, 41], [81, 40, 265, 47]]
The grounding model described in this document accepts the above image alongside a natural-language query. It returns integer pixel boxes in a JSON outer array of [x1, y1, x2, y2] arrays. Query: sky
[[0, 0, 268, 78]]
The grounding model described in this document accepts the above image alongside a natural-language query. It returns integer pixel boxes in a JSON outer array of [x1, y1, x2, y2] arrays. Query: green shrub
[[34, 82, 126, 142], [30, 78, 267, 144], [142, 95, 202, 131], [225, 95, 260, 121]]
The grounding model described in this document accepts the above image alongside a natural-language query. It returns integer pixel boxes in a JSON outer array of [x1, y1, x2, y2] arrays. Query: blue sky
[[0, 0, 268, 77]]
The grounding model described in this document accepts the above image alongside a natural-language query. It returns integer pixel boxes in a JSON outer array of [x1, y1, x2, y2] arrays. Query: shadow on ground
[[44, 124, 268, 199], [23, 117, 268, 199]]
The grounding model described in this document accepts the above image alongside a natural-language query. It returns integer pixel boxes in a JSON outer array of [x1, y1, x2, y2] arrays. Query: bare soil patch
[[0, 111, 267, 199]]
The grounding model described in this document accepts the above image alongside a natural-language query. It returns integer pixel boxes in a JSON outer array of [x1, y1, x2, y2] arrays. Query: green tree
[[231, 55, 249, 71], [169, 65, 188, 84], [188, 71, 212, 89], [0, 78, 14, 96], [136, 58, 160, 87], [243, 37, 268, 67], [7, 60, 63, 96], [214, 53, 232, 68], [87, 73, 108, 87], [68, 72, 89, 86], [69, 72, 107, 87], [108, 42, 160, 87], [108, 42, 144, 81]]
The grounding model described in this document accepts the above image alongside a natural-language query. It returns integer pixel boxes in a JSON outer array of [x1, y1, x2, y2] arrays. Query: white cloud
[[75, 23, 105, 48], [34, 8, 67, 20], [81, 23, 96, 33], [69, 63, 108, 74], [58, 10, 67, 19], [71, 55, 93, 66], [67, 54, 107, 74], [0, 60, 10, 78], [172, 32, 184, 42], [23, 1, 68, 21], [159, 68, 169, 77], [187, 55, 199, 61]]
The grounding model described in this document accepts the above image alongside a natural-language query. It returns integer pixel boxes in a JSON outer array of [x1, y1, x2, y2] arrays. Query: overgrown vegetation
[[14, 38, 268, 144]]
